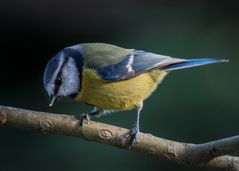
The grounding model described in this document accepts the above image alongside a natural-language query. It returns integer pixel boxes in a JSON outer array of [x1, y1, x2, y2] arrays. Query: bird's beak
[[49, 95, 57, 107]]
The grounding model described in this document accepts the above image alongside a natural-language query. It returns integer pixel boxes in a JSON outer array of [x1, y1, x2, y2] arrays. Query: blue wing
[[96, 50, 185, 80], [95, 50, 228, 80]]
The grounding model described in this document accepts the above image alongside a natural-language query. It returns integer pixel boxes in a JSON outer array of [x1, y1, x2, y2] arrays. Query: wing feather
[[95, 50, 185, 80]]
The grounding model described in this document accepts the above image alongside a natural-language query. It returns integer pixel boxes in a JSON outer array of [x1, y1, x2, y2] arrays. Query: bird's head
[[43, 45, 83, 106]]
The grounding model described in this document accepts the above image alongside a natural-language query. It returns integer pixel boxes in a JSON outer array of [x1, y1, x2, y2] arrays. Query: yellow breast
[[75, 68, 167, 110]]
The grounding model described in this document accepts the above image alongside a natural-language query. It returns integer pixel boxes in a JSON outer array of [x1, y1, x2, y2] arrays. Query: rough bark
[[0, 105, 239, 170]]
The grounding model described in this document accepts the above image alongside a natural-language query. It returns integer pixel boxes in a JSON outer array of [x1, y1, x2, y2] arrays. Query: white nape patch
[[46, 53, 65, 96], [58, 57, 80, 96]]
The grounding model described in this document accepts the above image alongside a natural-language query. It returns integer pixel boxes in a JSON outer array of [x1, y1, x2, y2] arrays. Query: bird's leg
[[79, 107, 103, 126], [129, 103, 143, 145]]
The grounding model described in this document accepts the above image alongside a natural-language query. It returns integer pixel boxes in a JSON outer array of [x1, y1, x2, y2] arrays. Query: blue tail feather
[[161, 58, 229, 71]]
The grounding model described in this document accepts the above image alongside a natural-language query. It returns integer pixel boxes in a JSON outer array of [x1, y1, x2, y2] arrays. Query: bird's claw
[[128, 127, 139, 146], [79, 113, 90, 126]]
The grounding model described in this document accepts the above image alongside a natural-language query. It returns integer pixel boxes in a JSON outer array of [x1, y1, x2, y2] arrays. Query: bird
[[43, 43, 228, 145]]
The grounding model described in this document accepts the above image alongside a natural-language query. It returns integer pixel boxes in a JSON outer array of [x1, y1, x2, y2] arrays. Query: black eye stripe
[[54, 77, 62, 85], [53, 55, 69, 95]]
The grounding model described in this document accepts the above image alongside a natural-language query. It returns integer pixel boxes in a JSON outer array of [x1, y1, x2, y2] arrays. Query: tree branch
[[0, 105, 239, 170]]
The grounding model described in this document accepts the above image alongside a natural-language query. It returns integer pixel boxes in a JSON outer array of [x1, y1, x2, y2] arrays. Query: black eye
[[54, 77, 62, 85]]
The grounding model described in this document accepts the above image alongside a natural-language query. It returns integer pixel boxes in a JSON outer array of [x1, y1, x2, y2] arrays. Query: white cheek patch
[[59, 57, 80, 96]]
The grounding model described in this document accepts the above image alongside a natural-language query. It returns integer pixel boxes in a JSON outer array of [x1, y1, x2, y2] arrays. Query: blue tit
[[43, 43, 228, 144]]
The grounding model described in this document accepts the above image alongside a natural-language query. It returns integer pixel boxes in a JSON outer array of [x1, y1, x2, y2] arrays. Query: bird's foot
[[129, 126, 139, 146], [79, 113, 90, 126]]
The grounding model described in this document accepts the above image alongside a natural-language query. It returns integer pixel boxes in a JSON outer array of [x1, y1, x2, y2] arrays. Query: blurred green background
[[0, 0, 238, 171]]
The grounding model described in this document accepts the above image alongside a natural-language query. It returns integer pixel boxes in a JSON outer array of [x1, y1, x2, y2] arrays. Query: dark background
[[0, 0, 239, 171]]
